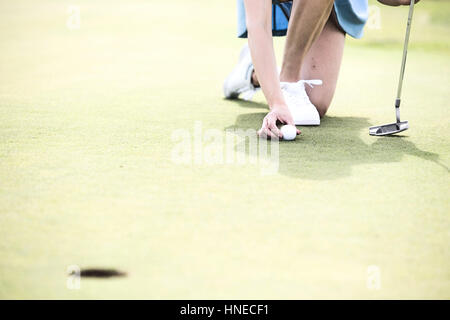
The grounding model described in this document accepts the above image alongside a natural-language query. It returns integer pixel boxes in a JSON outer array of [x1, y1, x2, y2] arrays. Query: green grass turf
[[0, 0, 449, 299]]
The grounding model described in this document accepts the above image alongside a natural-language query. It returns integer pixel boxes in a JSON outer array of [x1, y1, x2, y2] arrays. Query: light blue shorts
[[237, 0, 369, 39]]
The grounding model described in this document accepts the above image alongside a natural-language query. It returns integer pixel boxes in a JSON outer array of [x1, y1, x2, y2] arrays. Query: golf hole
[[71, 268, 127, 279]]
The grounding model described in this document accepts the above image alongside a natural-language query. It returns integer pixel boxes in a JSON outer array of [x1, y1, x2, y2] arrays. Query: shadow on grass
[[226, 107, 446, 180], [223, 98, 268, 110]]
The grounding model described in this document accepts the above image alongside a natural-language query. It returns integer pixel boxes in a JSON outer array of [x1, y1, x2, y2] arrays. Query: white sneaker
[[223, 44, 260, 101], [281, 80, 322, 125]]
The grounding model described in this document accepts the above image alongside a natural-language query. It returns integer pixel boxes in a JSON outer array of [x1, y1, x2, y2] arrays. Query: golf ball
[[280, 125, 297, 141]]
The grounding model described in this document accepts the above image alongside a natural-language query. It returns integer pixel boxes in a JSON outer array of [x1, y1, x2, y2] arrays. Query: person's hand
[[378, 0, 420, 6], [257, 105, 300, 139]]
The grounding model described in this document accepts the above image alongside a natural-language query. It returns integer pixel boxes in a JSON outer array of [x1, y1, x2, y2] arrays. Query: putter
[[369, 0, 415, 136]]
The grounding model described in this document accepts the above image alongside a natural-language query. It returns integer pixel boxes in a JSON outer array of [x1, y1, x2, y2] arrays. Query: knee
[[314, 101, 330, 118], [307, 89, 332, 118]]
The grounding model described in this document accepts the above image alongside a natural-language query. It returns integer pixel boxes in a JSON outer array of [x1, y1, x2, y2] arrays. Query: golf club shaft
[[396, 0, 415, 122]]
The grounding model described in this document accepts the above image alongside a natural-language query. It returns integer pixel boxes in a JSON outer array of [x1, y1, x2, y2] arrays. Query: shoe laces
[[281, 79, 322, 105]]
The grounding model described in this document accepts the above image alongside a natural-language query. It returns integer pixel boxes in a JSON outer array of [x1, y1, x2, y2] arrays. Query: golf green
[[0, 0, 449, 299]]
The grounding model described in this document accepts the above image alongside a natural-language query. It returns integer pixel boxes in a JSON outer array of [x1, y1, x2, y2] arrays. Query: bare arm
[[245, 0, 284, 109], [244, 0, 299, 139], [377, 0, 420, 6]]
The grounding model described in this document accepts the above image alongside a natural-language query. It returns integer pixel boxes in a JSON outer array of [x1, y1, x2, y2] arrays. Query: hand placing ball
[[280, 125, 298, 141]]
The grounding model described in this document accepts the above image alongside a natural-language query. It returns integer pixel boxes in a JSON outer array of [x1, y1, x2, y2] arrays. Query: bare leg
[[280, 0, 334, 82], [251, 0, 334, 87], [250, 2, 345, 117], [300, 14, 346, 117]]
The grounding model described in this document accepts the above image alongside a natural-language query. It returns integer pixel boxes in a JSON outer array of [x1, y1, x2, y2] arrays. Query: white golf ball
[[280, 125, 297, 141]]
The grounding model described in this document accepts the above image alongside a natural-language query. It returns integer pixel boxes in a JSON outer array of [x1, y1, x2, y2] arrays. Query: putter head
[[369, 121, 409, 136]]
